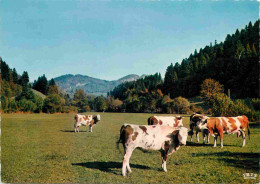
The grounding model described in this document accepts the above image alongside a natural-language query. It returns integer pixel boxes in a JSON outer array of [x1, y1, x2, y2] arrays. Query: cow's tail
[[116, 125, 125, 153], [247, 122, 250, 140]]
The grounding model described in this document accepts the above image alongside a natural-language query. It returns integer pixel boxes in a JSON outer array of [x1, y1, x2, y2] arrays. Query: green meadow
[[2, 113, 259, 183]]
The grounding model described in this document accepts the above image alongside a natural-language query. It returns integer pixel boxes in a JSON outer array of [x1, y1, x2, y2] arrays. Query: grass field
[[2, 113, 259, 183]]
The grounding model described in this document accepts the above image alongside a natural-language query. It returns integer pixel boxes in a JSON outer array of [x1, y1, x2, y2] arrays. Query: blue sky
[[0, 0, 258, 82]]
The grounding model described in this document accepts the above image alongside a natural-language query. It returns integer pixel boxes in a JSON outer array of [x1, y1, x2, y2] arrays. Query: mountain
[[54, 74, 140, 97]]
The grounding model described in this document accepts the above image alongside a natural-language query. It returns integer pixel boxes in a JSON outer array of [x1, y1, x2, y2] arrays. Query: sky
[[0, 0, 258, 82]]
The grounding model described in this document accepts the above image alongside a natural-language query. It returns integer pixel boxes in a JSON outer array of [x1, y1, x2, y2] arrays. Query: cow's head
[[190, 113, 207, 127], [177, 126, 188, 146], [93, 114, 101, 124], [196, 116, 209, 129], [96, 114, 101, 121]]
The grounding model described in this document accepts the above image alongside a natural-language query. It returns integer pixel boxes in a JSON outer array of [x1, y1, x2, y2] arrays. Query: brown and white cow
[[148, 116, 183, 128], [117, 124, 188, 176], [74, 114, 101, 132], [189, 113, 210, 144], [197, 115, 250, 148]]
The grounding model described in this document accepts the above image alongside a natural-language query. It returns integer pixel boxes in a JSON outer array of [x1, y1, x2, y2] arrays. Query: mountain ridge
[[54, 74, 141, 96]]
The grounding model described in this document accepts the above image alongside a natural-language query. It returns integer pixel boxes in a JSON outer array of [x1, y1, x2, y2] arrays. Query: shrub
[[8, 99, 18, 112], [172, 96, 190, 114], [211, 93, 230, 116], [190, 104, 205, 114], [17, 98, 37, 112], [43, 94, 65, 113], [250, 98, 260, 111]]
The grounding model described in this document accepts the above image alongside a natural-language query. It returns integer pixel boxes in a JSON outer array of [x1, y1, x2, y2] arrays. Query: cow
[[189, 113, 210, 144], [197, 115, 250, 148], [74, 114, 101, 132], [117, 124, 188, 176], [148, 116, 183, 128]]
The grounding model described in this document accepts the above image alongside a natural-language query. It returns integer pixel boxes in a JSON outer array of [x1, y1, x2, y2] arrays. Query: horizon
[[0, 0, 258, 82]]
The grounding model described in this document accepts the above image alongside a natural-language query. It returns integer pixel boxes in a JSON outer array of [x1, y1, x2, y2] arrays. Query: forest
[[1, 20, 259, 120]]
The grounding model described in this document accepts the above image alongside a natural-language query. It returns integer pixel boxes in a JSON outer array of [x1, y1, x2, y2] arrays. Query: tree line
[[163, 20, 259, 99], [0, 59, 109, 113]]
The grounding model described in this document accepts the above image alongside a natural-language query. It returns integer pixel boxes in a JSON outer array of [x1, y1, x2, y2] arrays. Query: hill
[[54, 74, 140, 96]]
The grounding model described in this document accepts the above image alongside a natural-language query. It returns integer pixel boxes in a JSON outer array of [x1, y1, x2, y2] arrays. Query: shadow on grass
[[60, 130, 88, 133], [186, 142, 212, 147], [193, 151, 259, 172], [72, 161, 150, 175], [186, 141, 240, 147]]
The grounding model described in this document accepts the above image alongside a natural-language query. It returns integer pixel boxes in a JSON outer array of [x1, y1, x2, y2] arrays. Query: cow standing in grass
[[189, 113, 210, 144], [148, 116, 183, 127], [74, 114, 101, 132], [197, 115, 250, 148], [117, 124, 188, 176]]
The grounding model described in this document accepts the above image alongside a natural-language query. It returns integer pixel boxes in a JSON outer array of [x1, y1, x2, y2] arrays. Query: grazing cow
[[74, 114, 101, 132], [148, 116, 183, 128], [197, 115, 250, 148], [189, 113, 210, 144], [117, 124, 188, 176]]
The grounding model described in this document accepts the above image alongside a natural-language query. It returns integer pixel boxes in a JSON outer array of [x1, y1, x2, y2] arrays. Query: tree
[[12, 68, 18, 84], [49, 78, 56, 86], [94, 96, 107, 112], [32, 75, 48, 95], [73, 89, 89, 112], [200, 79, 224, 105]]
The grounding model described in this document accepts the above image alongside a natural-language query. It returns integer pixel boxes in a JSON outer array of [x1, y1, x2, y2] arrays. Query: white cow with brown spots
[[197, 115, 250, 148], [117, 124, 188, 176], [74, 114, 101, 132], [148, 116, 183, 127]]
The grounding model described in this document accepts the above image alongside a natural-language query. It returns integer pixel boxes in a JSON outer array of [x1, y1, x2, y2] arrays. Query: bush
[[172, 96, 190, 114], [190, 104, 205, 114], [43, 94, 65, 113], [211, 93, 230, 116], [229, 100, 259, 121], [62, 106, 78, 113], [17, 98, 37, 112], [8, 99, 18, 112], [250, 98, 260, 111]]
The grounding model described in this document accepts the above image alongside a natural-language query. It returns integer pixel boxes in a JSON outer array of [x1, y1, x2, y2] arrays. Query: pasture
[[2, 113, 259, 183]]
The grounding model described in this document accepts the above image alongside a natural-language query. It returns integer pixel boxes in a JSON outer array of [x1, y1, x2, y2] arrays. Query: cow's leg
[[74, 125, 77, 133], [190, 129, 194, 141], [196, 131, 199, 142], [241, 130, 246, 147], [213, 135, 218, 147], [161, 150, 168, 172], [122, 147, 134, 176], [89, 125, 93, 132], [202, 130, 206, 144], [207, 133, 210, 143], [219, 131, 224, 148]]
